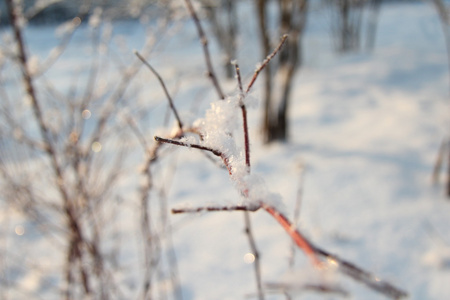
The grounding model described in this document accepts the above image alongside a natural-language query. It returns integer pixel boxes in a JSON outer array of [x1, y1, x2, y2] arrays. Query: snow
[[1, 1, 450, 299]]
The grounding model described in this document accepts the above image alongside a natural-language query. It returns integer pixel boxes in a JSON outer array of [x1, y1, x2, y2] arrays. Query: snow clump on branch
[[194, 96, 242, 158], [193, 95, 285, 212]]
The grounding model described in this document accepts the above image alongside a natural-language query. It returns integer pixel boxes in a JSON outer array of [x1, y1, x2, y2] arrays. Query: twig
[[125, 115, 149, 150], [246, 34, 288, 94], [34, 15, 86, 77], [265, 282, 349, 297], [172, 204, 260, 214], [262, 204, 320, 266], [155, 136, 233, 175], [243, 211, 265, 300], [289, 163, 305, 268], [312, 246, 407, 299], [241, 101, 251, 168], [184, 0, 225, 100], [264, 202, 408, 299], [80, 23, 102, 111], [234, 63, 251, 169], [134, 51, 184, 131], [154, 136, 222, 156], [157, 161, 184, 300], [234, 62, 244, 95], [127, 125, 167, 300]]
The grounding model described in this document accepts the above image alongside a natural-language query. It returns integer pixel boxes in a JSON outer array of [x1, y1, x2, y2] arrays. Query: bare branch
[[243, 211, 265, 300], [312, 246, 407, 299], [246, 34, 288, 94], [262, 204, 320, 266], [154, 136, 222, 157], [172, 204, 260, 214], [264, 203, 407, 299], [241, 105, 251, 168], [125, 115, 149, 150], [135, 51, 184, 131], [234, 63, 244, 95], [35, 16, 85, 77], [234, 63, 251, 169], [265, 282, 349, 297], [184, 0, 225, 100]]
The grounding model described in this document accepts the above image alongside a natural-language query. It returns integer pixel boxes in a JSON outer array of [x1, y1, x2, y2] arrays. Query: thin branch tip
[[136, 54, 184, 130], [134, 50, 145, 61]]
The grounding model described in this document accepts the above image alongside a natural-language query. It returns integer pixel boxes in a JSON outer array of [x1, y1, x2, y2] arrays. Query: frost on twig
[[154, 94, 284, 211]]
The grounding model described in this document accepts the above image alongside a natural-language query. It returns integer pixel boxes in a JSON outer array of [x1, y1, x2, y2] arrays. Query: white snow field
[[1, 1, 450, 299]]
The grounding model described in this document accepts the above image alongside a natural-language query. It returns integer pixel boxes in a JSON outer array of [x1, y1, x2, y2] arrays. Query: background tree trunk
[[255, 0, 274, 142], [329, 0, 364, 53], [259, 0, 308, 143]]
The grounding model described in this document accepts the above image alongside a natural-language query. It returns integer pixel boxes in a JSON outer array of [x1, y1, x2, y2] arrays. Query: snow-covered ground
[[1, 1, 450, 299]]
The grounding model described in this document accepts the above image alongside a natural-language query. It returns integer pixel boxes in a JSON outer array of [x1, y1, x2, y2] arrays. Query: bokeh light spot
[[73, 17, 81, 26], [91, 141, 102, 152], [82, 109, 91, 120], [244, 253, 255, 264], [15, 225, 25, 236]]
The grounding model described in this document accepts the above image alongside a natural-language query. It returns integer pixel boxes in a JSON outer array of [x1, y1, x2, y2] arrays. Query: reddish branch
[[262, 204, 319, 266], [241, 104, 251, 170], [234, 62, 244, 95], [234, 63, 251, 169], [246, 34, 288, 94], [233, 35, 289, 172]]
